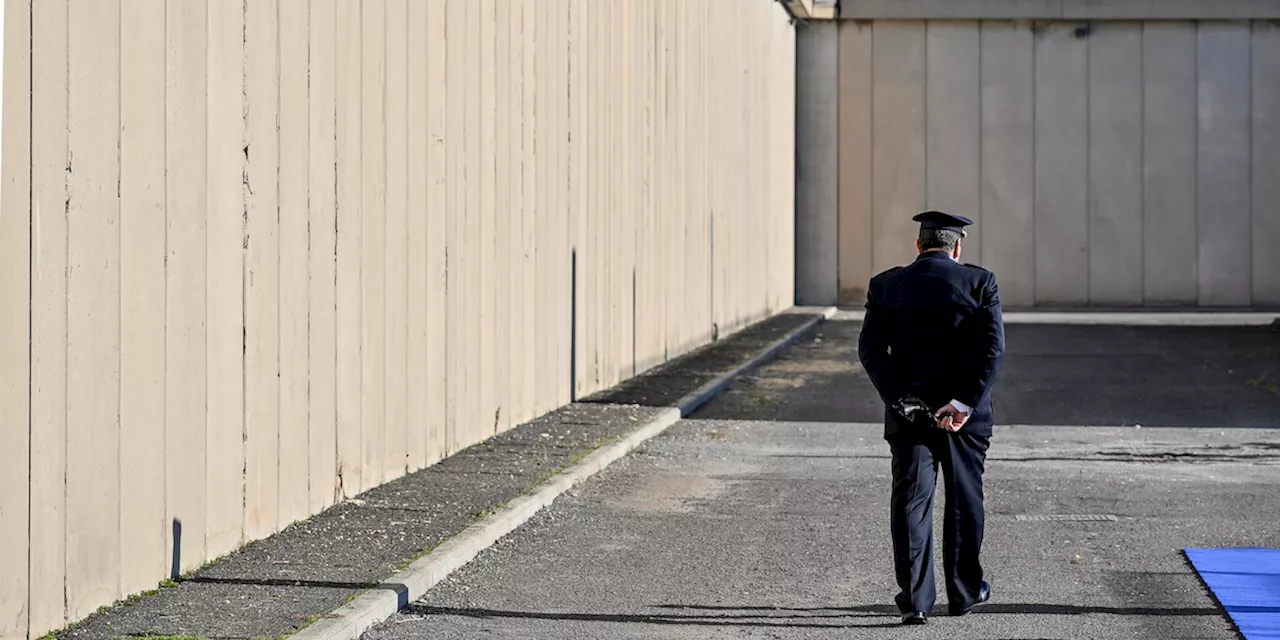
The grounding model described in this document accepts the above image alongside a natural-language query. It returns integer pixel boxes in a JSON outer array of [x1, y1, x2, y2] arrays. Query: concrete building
[[793, 0, 1280, 308]]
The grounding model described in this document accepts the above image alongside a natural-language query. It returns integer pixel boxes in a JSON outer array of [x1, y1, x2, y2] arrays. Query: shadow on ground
[[691, 320, 1280, 428], [406, 602, 1220, 627]]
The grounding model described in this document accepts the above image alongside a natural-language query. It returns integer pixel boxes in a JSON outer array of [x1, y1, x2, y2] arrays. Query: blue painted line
[[1186, 547, 1280, 640]]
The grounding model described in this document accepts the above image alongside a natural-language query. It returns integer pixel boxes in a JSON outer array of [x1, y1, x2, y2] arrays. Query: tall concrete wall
[[812, 18, 1280, 307], [0, 1, 798, 637]]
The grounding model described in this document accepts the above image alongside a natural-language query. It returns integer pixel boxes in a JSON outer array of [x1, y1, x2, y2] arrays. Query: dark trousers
[[888, 429, 990, 614]]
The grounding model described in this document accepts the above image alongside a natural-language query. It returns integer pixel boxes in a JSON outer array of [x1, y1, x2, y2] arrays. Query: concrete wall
[[795, 22, 840, 304], [805, 18, 1280, 307], [0, 1, 798, 637], [837, 0, 1280, 19]]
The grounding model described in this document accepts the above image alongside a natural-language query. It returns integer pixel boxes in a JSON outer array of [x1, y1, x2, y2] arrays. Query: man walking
[[857, 211, 1006, 625]]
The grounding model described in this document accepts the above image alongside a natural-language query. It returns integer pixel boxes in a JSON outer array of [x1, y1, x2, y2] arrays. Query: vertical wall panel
[[779, 17, 797, 310], [425, 0, 448, 464], [1034, 23, 1089, 304], [463, 0, 482, 445], [279, 0, 311, 524], [553, 0, 570, 408], [631, 0, 649, 374], [29, 0, 69, 631], [495, 0, 513, 431], [794, 23, 839, 304], [119, 0, 167, 598], [926, 21, 982, 262], [0, 0, 31, 634], [653, 0, 667, 368], [165, 0, 208, 575], [588, 0, 599, 391], [1088, 24, 1144, 305], [611, 0, 623, 385], [66, 0, 121, 617], [335, 0, 363, 497], [245, 0, 281, 541], [587, 0, 598, 389], [1252, 22, 1280, 304], [839, 23, 870, 302], [445, 0, 463, 452], [532, 0, 548, 414], [385, 0, 409, 478], [871, 22, 927, 273], [206, 0, 248, 559], [979, 23, 1035, 306], [361, 0, 387, 488], [406, 0, 428, 471], [308, 0, 339, 513], [673, 0, 689, 351], [582, 0, 596, 395], [506, 0, 526, 424], [1142, 22, 1198, 304], [479, 0, 497, 436], [519, 0, 536, 421], [1197, 23, 1253, 306]]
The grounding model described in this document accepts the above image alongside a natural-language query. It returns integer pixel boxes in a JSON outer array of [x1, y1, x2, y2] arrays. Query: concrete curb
[[290, 306, 837, 640], [833, 308, 1279, 326]]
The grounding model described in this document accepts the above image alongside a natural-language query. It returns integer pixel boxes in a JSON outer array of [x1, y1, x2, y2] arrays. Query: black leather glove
[[892, 396, 939, 430]]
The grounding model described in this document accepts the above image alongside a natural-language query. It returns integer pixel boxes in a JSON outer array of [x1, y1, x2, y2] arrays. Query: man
[[857, 210, 1005, 626]]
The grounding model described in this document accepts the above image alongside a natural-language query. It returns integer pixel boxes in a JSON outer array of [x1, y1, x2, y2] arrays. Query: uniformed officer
[[856, 210, 1006, 626]]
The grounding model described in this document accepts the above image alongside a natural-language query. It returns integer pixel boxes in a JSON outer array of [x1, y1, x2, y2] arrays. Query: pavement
[[49, 311, 822, 640], [365, 319, 1280, 639]]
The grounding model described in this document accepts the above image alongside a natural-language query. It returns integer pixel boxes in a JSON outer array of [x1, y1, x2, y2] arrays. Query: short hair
[[919, 228, 962, 253]]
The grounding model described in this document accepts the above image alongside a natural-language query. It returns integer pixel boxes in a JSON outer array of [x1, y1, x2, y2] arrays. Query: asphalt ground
[[367, 320, 1280, 639]]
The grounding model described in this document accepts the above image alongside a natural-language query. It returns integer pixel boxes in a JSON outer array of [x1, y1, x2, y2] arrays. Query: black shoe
[[901, 611, 928, 625], [950, 582, 990, 616]]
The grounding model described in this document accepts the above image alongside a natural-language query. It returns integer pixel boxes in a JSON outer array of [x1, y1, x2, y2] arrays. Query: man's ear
[[916, 239, 923, 255]]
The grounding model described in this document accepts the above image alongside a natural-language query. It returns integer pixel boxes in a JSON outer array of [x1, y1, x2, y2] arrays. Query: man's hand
[[935, 404, 969, 432]]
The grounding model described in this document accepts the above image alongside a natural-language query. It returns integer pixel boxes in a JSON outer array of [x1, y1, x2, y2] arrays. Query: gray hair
[[919, 228, 962, 253]]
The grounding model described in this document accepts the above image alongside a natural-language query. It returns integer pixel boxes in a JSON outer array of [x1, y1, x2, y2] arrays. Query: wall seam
[[1139, 22, 1146, 304], [1031, 23, 1038, 306], [275, 0, 284, 535], [26, 0, 37, 633], [1247, 20, 1255, 304], [870, 23, 876, 273], [239, 0, 249, 550], [331, 0, 339, 508], [303, 0, 313, 516], [1085, 22, 1091, 305], [834, 22, 841, 302], [977, 20, 984, 266], [1187, 20, 1198, 304], [161, 0, 170, 582], [61, 0, 71, 621], [923, 21, 929, 216], [116, 0, 125, 604]]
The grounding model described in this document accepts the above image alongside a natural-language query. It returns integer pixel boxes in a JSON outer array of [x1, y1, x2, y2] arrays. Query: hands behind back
[[935, 404, 969, 432]]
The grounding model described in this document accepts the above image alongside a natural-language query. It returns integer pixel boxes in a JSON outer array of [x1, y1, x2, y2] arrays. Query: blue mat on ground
[[1185, 548, 1280, 640]]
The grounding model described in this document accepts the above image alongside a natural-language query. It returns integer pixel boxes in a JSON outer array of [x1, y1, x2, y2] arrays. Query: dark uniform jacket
[[857, 251, 1006, 439]]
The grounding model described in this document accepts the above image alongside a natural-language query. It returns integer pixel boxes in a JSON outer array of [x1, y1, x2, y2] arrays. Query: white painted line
[[290, 308, 835, 640]]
